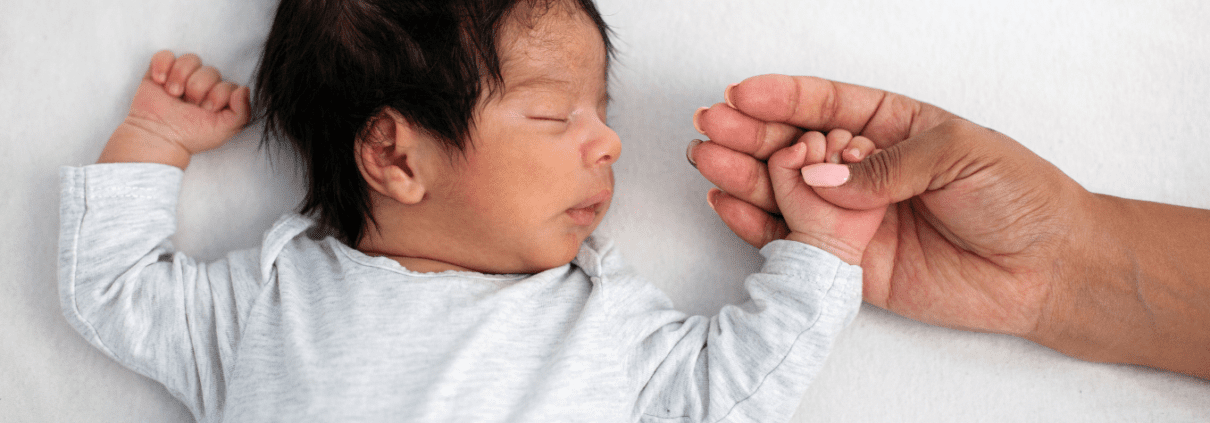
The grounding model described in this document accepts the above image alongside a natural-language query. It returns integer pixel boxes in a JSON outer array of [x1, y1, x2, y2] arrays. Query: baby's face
[[426, 7, 619, 273]]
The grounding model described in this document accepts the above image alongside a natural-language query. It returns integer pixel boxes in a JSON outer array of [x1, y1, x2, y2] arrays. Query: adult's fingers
[[690, 140, 778, 213], [803, 118, 1018, 211], [707, 189, 789, 248], [726, 75, 958, 149], [695, 103, 804, 160]]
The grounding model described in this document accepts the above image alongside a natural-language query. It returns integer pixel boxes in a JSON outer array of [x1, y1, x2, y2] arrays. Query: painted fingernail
[[693, 107, 708, 134], [724, 83, 738, 108], [801, 163, 850, 187], [706, 189, 720, 211], [686, 139, 702, 168]]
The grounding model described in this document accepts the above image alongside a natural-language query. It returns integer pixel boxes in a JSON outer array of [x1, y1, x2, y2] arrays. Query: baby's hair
[[253, 0, 613, 245]]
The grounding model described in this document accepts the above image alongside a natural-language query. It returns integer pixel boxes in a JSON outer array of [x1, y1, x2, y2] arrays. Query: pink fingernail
[[706, 189, 720, 211], [724, 83, 738, 108], [801, 163, 850, 187], [692, 107, 708, 134]]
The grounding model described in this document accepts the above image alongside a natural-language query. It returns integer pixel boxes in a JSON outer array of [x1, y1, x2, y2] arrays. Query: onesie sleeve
[[609, 240, 861, 423], [58, 163, 256, 420]]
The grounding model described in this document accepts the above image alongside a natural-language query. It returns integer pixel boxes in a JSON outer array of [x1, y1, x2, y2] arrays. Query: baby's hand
[[766, 130, 886, 265], [99, 50, 250, 169]]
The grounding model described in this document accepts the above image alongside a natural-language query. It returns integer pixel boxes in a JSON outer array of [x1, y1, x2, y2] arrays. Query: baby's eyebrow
[[507, 76, 572, 93]]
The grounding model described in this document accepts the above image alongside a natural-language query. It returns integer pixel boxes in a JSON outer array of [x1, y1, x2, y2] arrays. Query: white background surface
[[2, 0, 1208, 421]]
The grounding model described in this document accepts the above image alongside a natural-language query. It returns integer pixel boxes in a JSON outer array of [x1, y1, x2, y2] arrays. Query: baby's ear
[[354, 109, 431, 205]]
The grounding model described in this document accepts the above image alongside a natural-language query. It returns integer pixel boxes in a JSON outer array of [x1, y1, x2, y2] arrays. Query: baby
[[59, 0, 881, 422]]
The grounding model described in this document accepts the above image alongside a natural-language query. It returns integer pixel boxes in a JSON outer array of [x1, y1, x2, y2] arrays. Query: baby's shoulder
[[243, 214, 340, 282]]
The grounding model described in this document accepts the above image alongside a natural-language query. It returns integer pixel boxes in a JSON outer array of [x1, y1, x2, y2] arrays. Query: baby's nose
[[584, 123, 621, 167]]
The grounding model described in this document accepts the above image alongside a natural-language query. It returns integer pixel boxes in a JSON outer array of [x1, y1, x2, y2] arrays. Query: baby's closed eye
[[529, 115, 570, 123]]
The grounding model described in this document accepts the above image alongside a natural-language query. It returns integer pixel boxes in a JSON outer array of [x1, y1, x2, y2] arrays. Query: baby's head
[[254, 0, 619, 274]]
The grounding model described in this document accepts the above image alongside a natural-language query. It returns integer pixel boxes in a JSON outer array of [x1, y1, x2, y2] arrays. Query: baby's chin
[[490, 232, 593, 275], [460, 208, 608, 274]]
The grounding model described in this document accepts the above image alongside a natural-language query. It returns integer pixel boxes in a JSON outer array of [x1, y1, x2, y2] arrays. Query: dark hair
[[253, 0, 613, 245]]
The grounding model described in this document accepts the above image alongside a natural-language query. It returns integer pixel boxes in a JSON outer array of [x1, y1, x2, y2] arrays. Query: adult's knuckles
[[857, 146, 903, 201]]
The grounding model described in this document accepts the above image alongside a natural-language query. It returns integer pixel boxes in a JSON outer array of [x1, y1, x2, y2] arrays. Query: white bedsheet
[[2, 0, 1207, 421]]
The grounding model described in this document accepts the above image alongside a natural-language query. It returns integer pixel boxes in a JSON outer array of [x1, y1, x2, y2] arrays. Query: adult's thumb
[[801, 119, 1001, 210]]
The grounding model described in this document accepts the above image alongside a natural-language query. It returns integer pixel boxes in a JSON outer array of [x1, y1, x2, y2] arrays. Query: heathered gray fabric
[[58, 163, 862, 423]]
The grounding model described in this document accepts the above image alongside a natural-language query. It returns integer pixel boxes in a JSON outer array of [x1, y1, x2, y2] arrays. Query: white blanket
[[2, 0, 1207, 421]]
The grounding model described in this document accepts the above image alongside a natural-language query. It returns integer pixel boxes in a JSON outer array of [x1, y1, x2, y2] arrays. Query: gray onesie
[[58, 163, 861, 423]]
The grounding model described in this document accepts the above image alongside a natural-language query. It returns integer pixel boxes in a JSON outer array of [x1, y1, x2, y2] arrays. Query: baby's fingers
[[165, 54, 202, 98], [148, 50, 176, 84], [842, 136, 877, 163], [802, 130, 877, 164], [182, 66, 220, 105], [201, 81, 236, 112], [802, 131, 828, 164], [218, 86, 252, 128]]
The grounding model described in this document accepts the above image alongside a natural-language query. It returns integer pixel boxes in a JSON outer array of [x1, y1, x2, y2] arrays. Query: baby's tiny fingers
[[221, 86, 253, 127], [148, 50, 176, 84], [801, 131, 828, 165], [825, 129, 855, 163], [202, 81, 237, 112], [842, 136, 877, 163], [165, 54, 202, 97], [185, 66, 221, 105]]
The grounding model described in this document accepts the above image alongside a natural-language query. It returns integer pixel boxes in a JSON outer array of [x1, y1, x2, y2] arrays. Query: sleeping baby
[[58, 0, 881, 421]]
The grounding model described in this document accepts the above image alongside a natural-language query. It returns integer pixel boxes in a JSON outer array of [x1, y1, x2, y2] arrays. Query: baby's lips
[[571, 189, 612, 211]]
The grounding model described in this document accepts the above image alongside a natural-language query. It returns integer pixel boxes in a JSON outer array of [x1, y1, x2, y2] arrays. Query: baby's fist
[[135, 50, 250, 151], [102, 51, 250, 169], [767, 130, 885, 265]]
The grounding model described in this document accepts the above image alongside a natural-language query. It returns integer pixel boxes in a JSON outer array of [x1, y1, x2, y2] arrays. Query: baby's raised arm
[[98, 50, 250, 169], [60, 51, 256, 419]]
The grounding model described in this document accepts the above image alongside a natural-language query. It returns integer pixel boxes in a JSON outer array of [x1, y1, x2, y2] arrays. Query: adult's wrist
[[1024, 193, 1133, 353], [1026, 193, 1210, 378]]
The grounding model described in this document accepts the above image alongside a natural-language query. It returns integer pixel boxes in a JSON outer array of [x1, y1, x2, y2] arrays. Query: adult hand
[[689, 74, 1210, 379]]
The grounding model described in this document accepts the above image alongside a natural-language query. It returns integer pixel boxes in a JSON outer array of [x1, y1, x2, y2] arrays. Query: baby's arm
[[59, 51, 252, 420], [621, 131, 881, 421], [99, 50, 250, 169]]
